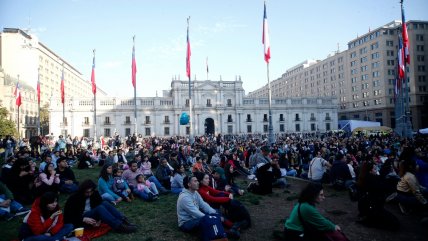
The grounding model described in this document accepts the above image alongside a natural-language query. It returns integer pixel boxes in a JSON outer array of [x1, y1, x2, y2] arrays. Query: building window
[[164, 127, 170, 136], [310, 113, 316, 121], [227, 99, 232, 107], [246, 114, 252, 122], [186, 127, 190, 135], [125, 116, 131, 124], [104, 128, 111, 137], [227, 125, 233, 134], [185, 99, 189, 107], [83, 129, 90, 137], [145, 127, 151, 136], [279, 114, 284, 121], [295, 114, 300, 121], [311, 123, 316, 131], [104, 116, 110, 125], [206, 99, 212, 107], [263, 125, 268, 133], [295, 124, 300, 132], [325, 113, 331, 121], [280, 124, 285, 132], [125, 128, 131, 136], [227, 115, 233, 122], [164, 115, 170, 123], [145, 116, 151, 124], [326, 123, 331, 131], [263, 114, 268, 122], [417, 55, 425, 62], [247, 125, 252, 133], [84, 117, 89, 125], [416, 34, 424, 41], [416, 45, 425, 51]]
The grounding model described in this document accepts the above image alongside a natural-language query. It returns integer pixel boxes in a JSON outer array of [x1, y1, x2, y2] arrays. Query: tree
[[40, 104, 50, 136], [0, 107, 17, 137]]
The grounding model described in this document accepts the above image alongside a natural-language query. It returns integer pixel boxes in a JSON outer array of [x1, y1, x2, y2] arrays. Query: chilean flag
[[37, 74, 40, 104], [61, 69, 65, 104], [132, 37, 137, 88], [395, 37, 405, 98], [262, 1, 271, 63], [186, 22, 191, 79], [14, 82, 22, 107], [401, 4, 410, 64], [91, 50, 96, 95]]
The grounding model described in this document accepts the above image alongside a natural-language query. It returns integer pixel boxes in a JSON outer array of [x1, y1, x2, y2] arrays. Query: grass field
[[0, 165, 267, 241]]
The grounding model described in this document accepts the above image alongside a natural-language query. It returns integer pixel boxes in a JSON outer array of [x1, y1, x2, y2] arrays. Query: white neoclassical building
[[49, 79, 339, 138]]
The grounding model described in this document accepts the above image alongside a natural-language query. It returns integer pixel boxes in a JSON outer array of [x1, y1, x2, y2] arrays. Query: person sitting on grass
[[34, 163, 60, 196], [55, 157, 79, 194], [135, 174, 159, 201], [98, 164, 123, 205], [19, 192, 74, 241], [64, 179, 137, 234], [0, 180, 30, 221], [284, 182, 345, 241], [112, 168, 132, 202], [122, 161, 169, 197], [155, 157, 173, 190], [171, 165, 186, 194], [176, 175, 240, 239]]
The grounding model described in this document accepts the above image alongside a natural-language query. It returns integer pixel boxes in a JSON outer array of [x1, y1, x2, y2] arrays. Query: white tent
[[419, 128, 428, 134]]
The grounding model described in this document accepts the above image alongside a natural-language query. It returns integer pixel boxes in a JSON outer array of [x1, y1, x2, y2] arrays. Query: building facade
[[0, 28, 107, 137], [49, 79, 338, 138], [248, 20, 428, 130]]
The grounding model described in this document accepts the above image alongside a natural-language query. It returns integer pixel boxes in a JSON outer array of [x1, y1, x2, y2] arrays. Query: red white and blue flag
[[262, 1, 271, 63], [395, 37, 405, 98], [91, 50, 96, 95], [401, 3, 410, 64], [132, 36, 137, 88], [14, 82, 22, 107], [186, 22, 191, 79], [61, 69, 65, 104]]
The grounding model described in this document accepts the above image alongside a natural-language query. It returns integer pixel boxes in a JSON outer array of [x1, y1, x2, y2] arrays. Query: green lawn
[[1, 166, 265, 241]]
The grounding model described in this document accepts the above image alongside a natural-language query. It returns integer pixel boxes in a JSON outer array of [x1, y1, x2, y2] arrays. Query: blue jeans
[[179, 217, 203, 232], [148, 176, 165, 190], [23, 223, 74, 241], [171, 187, 183, 194], [131, 183, 158, 200], [0, 194, 23, 216], [83, 201, 123, 229], [101, 193, 116, 202]]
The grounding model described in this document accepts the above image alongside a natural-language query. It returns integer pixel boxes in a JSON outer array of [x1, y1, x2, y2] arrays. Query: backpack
[[200, 214, 228, 241]]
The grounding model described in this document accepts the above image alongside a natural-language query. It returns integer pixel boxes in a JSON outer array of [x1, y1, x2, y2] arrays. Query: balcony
[[82, 122, 90, 126], [226, 103, 232, 107], [206, 104, 212, 107], [325, 117, 331, 121], [227, 119, 233, 123], [310, 117, 316, 121], [103, 121, 111, 125], [246, 119, 252, 122], [124, 121, 132, 125], [263, 119, 268, 122], [294, 118, 301, 121], [144, 121, 151, 125], [279, 118, 285, 122], [164, 120, 170, 124]]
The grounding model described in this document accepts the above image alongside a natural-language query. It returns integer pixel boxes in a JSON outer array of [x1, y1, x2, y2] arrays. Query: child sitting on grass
[[112, 168, 133, 202], [136, 174, 159, 201]]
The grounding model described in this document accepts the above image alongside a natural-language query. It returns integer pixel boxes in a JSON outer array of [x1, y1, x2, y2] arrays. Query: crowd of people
[[0, 131, 427, 240]]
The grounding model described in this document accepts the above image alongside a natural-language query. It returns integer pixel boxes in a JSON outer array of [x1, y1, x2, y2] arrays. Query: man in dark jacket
[[56, 157, 78, 193], [330, 153, 354, 189], [64, 179, 136, 233]]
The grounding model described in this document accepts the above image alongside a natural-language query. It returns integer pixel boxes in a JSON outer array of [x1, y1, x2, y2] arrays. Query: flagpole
[[17, 75, 20, 139], [37, 68, 41, 136], [187, 17, 194, 145], [133, 36, 137, 136], [93, 49, 97, 142], [401, 0, 412, 137], [61, 64, 65, 136], [267, 63, 274, 145], [206, 57, 209, 80]]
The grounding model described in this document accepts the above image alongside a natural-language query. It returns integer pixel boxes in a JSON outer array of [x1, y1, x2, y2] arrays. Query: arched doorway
[[204, 118, 215, 135]]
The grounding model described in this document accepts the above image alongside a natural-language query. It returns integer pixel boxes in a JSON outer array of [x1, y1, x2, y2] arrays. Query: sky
[[1, 0, 427, 97]]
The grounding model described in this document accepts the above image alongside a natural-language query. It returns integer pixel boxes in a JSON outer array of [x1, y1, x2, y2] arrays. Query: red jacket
[[198, 185, 231, 205], [25, 197, 64, 235]]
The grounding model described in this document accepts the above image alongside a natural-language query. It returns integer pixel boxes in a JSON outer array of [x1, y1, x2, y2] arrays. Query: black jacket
[[64, 191, 103, 227]]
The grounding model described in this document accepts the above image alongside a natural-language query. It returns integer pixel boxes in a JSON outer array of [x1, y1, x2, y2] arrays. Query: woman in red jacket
[[19, 192, 74, 241]]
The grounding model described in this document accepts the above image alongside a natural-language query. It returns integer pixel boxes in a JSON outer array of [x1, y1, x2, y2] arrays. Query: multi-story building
[[0, 28, 107, 107], [249, 20, 428, 130], [0, 28, 107, 137], [49, 79, 338, 138]]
